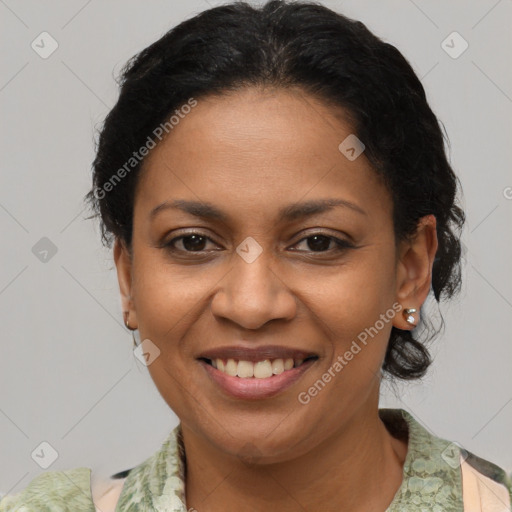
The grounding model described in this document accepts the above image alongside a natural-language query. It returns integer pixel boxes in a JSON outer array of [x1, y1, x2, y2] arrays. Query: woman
[[1, 1, 510, 510]]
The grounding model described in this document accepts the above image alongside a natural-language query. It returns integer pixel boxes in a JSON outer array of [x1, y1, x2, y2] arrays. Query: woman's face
[[115, 87, 430, 463]]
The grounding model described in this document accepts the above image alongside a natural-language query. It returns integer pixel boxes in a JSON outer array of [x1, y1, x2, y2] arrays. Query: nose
[[210, 250, 297, 330]]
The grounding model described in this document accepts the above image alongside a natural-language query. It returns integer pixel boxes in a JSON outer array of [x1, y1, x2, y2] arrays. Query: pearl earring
[[403, 308, 418, 326]]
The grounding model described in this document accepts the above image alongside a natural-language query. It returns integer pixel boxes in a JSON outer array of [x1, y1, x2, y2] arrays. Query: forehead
[[134, 87, 390, 224]]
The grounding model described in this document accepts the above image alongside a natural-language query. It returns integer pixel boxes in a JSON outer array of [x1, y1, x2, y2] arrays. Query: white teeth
[[284, 358, 294, 370], [225, 358, 238, 377], [253, 360, 273, 378], [211, 357, 307, 378], [271, 359, 284, 375], [237, 360, 254, 378]]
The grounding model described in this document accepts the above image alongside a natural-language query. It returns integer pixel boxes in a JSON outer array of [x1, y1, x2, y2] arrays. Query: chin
[[195, 417, 316, 465]]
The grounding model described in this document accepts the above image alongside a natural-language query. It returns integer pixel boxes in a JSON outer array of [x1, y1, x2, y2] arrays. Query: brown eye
[[164, 233, 218, 253], [304, 235, 332, 252], [292, 234, 354, 253], [179, 234, 208, 251]]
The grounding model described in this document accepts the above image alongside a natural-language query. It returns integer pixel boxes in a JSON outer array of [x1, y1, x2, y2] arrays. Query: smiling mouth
[[198, 356, 319, 379]]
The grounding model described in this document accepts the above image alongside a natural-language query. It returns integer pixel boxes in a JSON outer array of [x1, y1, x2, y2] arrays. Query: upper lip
[[198, 345, 318, 362]]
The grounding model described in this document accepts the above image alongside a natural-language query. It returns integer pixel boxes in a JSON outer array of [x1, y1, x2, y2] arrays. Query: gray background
[[1, 0, 511, 496]]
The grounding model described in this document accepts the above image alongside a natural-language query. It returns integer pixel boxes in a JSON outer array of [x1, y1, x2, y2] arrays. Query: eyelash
[[162, 231, 355, 256]]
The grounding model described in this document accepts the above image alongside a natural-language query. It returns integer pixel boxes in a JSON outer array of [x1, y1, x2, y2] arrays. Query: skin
[[114, 86, 438, 511]]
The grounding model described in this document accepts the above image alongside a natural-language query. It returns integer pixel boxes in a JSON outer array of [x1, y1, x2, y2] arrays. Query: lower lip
[[199, 359, 316, 400]]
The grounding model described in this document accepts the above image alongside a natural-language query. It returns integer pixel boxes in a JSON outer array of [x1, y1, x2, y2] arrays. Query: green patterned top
[[1, 408, 511, 511]]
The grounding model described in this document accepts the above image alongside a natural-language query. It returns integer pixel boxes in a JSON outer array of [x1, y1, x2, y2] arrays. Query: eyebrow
[[149, 198, 367, 222]]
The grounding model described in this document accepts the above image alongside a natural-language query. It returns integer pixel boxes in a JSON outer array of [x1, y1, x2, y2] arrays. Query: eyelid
[[289, 227, 355, 246]]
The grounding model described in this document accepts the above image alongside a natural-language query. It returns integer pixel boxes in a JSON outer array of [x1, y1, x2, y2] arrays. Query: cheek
[[308, 244, 398, 365], [307, 241, 396, 319], [131, 248, 212, 341], [130, 250, 211, 422], [295, 256, 398, 430]]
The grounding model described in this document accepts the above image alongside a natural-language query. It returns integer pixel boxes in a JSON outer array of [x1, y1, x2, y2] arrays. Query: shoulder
[[0, 467, 132, 512], [0, 467, 94, 511], [460, 449, 512, 511], [382, 408, 512, 510], [91, 470, 130, 512]]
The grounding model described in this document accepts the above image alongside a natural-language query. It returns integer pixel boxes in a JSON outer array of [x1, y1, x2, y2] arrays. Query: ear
[[113, 238, 138, 330], [392, 214, 438, 330]]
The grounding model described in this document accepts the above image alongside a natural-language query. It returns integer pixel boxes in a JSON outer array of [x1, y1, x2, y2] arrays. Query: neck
[[182, 399, 408, 512]]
